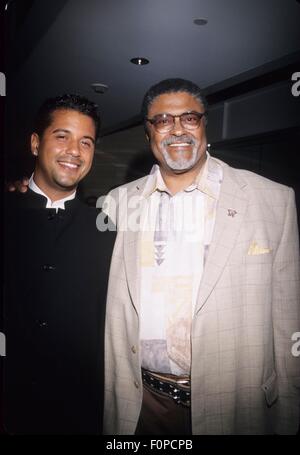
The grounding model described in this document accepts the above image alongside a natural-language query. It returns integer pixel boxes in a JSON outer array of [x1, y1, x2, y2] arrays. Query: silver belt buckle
[[176, 379, 190, 385]]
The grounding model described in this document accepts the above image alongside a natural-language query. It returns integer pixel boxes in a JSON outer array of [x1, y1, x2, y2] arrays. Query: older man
[[103, 78, 300, 435]]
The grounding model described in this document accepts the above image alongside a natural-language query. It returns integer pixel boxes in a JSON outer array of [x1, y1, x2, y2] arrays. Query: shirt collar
[[29, 174, 76, 210], [142, 152, 222, 200]]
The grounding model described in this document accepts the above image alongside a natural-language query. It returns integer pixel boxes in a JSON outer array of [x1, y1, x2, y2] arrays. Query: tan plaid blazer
[[103, 158, 300, 434]]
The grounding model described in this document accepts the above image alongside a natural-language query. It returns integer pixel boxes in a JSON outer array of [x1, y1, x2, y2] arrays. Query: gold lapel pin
[[228, 209, 237, 217]]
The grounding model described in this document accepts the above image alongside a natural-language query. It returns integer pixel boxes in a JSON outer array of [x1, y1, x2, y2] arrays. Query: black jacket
[[2, 189, 116, 434]]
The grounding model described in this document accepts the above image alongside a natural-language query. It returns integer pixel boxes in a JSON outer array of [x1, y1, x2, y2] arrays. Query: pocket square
[[247, 241, 271, 255]]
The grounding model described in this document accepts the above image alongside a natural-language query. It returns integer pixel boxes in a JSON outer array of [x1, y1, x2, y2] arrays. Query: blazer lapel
[[195, 165, 248, 314], [123, 180, 148, 315], [124, 229, 141, 315]]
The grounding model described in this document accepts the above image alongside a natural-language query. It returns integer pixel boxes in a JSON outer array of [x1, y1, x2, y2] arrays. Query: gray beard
[[162, 147, 198, 171]]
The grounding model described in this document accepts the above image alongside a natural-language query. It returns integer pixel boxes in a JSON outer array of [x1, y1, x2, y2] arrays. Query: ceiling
[[6, 0, 300, 135]]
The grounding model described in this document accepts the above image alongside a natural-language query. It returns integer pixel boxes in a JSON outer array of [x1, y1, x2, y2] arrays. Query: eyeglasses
[[146, 111, 206, 133]]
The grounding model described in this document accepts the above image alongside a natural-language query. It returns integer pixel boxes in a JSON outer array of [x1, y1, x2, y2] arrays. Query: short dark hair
[[141, 78, 208, 129], [34, 93, 101, 139]]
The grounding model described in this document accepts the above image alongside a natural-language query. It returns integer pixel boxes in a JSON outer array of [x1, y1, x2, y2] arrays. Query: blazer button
[[35, 320, 48, 328], [42, 265, 56, 271], [39, 321, 48, 328], [47, 213, 55, 220], [131, 346, 137, 354], [134, 381, 139, 389]]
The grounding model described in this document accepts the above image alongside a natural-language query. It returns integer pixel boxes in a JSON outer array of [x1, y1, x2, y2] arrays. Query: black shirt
[[2, 190, 116, 434]]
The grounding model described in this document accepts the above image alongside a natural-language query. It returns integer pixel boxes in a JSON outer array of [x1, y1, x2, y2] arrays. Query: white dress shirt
[[29, 174, 76, 211], [139, 153, 223, 375]]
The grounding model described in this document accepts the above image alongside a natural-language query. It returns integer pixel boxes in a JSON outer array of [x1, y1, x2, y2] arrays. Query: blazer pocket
[[261, 370, 278, 407], [245, 251, 273, 263]]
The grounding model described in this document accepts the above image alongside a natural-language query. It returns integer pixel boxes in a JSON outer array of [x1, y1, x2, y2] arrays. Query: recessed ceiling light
[[91, 83, 109, 94], [130, 57, 149, 66], [193, 18, 208, 26]]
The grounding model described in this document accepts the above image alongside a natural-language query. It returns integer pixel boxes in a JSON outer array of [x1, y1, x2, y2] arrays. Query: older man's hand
[[7, 177, 29, 193]]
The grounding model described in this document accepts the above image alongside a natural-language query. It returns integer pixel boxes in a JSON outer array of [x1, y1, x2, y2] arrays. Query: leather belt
[[142, 369, 191, 407]]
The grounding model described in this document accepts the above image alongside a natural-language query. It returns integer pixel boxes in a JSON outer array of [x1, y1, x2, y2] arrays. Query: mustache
[[162, 135, 196, 146]]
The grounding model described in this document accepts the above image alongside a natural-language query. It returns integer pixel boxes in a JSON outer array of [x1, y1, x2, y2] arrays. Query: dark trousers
[[135, 384, 192, 435]]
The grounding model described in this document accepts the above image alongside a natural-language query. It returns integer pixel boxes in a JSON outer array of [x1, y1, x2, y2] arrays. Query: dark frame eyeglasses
[[146, 111, 206, 133]]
